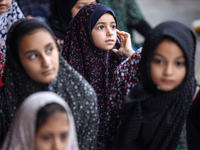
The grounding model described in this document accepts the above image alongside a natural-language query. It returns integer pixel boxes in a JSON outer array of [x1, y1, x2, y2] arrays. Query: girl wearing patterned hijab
[[0, 0, 24, 86], [0, 18, 99, 150], [112, 21, 197, 150], [1, 91, 79, 150], [62, 3, 135, 149]]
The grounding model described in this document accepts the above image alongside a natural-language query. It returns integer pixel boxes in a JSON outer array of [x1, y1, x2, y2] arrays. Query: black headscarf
[[186, 90, 200, 150], [112, 21, 196, 150], [49, 0, 78, 39]]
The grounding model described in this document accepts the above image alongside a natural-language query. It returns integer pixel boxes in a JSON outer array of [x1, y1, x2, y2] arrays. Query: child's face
[[35, 111, 69, 150], [92, 13, 117, 51], [150, 39, 186, 91], [71, 0, 96, 18], [18, 29, 59, 83], [0, 0, 12, 14]]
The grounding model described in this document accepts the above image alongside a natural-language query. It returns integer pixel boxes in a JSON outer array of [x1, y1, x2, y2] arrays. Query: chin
[[39, 76, 57, 84]]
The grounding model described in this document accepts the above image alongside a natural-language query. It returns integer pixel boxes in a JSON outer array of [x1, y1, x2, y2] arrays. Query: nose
[[41, 55, 50, 67], [53, 138, 61, 150], [164, 63, 173, 75], [106, 27, 113, 36]]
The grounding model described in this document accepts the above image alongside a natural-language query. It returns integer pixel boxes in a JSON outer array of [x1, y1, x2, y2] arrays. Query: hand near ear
[[112, 30, 135, 58]]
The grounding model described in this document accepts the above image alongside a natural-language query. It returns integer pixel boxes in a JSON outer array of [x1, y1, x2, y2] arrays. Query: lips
[[0, 4, 6, 9], [105, 39, 115, 44], [161, 79, 174, 84], [42, 69, 53, 76]]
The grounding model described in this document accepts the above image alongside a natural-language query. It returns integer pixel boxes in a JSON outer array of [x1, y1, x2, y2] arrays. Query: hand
[[112, 30, 135, 58]]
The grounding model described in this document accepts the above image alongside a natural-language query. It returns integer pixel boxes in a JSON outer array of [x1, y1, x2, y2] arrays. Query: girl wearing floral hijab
[[62, 3, 135, 149], [0, 0, 24, 85], [1, 91, 79, 150], [0, 18, 99, 150], [112, 21, 197, 150]]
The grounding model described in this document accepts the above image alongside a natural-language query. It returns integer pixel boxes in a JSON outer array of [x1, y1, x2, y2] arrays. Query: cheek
[[177, 67, 186, 83], [150, 64, 161, 83], [53, 52, 59, 69], [7, 0, 12, 8]]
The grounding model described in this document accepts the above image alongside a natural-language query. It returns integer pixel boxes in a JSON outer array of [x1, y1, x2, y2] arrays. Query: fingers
[[117, 30, 130, 43], [112, 48, 119, 54]]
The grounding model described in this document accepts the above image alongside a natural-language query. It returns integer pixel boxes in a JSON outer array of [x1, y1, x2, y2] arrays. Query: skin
[[92, 13, 117, 51], [71, 0, 96, 18], [150, 39, 186, 91], [92, 13, 134, 57], [35, 112, 69, 150], [0, 0, 12, 14], [18, 29, 59, 84]]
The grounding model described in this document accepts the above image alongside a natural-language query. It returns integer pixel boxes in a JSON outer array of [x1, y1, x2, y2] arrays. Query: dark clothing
[[112, 21, 196, 150], [187, 88, 200, 150], [62, 3, 126, 149]]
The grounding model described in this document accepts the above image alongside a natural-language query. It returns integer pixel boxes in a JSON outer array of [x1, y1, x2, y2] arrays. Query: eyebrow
[[95, 21, 116, 25], [24, 42, 53, 55], [153, 52, 185, 60]]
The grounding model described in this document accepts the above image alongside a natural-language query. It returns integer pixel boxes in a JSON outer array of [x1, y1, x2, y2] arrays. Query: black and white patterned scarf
[[0, 0, 24, 57]]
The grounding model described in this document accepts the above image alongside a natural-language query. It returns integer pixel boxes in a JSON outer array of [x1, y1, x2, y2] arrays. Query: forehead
[[18, 29, 55, 51], [154, 39, 184, 58], [97, 13, 115, 22], [76, 0, 96, 4]]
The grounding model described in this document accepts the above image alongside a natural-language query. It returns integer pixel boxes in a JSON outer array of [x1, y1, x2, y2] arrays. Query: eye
[[152, 58, 164, 65], [111, 25, 116, 29], [97, 25, 104, 30], [60, 133, 68, 140], [42, 135, 51, 141], [29, 54, 37, 60], [46, 48, 53, 54], [176, 61, 185, 66]]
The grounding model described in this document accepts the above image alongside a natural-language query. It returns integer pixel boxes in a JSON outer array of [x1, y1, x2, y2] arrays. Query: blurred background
[[135, 0, 200, 84]]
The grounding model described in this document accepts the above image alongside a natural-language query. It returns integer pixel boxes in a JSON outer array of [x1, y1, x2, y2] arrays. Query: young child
[[1, 91, 79, 150], [0, 0, 24, 85], [62, 3, 135, 148], [111, 21, 197, 150], [0, 18, 99, 149]]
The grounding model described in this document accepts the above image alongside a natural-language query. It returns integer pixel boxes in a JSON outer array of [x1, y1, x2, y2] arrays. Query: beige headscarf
[[1, 91, 79, 150]]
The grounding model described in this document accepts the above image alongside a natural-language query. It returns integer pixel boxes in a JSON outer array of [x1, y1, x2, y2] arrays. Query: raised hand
[[112, 30, 135, 58]]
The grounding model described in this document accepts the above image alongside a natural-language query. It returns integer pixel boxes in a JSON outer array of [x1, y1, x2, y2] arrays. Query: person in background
[[97, 0, 151, 49], [0, 18, 99, 149], [62, 3, 136, 149], [112, 21, 197, 150], [1, 91, 79, 150], [16, 0, 51, 25], [0, 0, 24, 85], [49, 0, 96, 53]]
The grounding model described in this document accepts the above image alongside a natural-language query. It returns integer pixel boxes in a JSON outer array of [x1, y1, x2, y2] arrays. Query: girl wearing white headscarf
[[1, 91, 79, 150]]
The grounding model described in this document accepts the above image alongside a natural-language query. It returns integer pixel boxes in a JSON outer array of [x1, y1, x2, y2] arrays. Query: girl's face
[[150, 39, 186, 91], [35, 111, 69, 150], [18, 29, 59, 84], [92, 13, 117, 51], [71, 0, 96, 18], [0, 0, 12, 14]]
